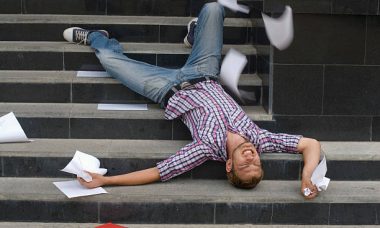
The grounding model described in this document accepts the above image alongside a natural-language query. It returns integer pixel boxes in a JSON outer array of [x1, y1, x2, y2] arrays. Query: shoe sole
[[184, 36, 192, 48]]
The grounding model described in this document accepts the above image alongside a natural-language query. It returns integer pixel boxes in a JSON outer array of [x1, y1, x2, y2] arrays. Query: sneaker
[[184, 18, 198, 48], [63, 27, 109, 45]]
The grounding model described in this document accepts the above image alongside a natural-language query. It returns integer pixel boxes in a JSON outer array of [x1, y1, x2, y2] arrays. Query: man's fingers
[[304, 189, 318, 199], [77, 176, 92, 187]]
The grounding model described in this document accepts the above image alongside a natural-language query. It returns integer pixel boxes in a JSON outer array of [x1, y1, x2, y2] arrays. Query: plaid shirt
[[157, 80, 301, 181]]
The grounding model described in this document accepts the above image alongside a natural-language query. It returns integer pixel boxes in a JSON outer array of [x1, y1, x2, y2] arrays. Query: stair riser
[[0, 83, 261, 105], [0, 52, 261, 73], [0, 0, 263, 18], [14, 118, 274, 140], [2, 156, 379, 180], [0, 24, 260, 45], [0, 200, 378, 225]]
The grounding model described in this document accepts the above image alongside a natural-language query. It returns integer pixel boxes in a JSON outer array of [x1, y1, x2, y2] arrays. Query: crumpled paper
[[303, 154, 330, 196], [61, 150, 107, 182], [217, 0, 250, 14], [311, 155, 330, 191], [0, 112, 31, 143], [261, 6, 294, 50]]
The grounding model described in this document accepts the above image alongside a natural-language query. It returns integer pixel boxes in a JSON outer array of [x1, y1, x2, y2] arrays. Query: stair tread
[[0, 14, 263, 27], [0, 139, 378, 161], [0, 178, 379, 203], [0, 224, 366, 228], [0, 41, 268, 55], [0, 70, 263, 86], [0, 103, 272, 120]]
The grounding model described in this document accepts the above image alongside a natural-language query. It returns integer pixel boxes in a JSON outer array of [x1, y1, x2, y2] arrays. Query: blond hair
[[226, 164, 264, 189]]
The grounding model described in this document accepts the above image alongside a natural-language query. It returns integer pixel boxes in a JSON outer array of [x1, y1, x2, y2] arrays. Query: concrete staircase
[[0, 0, 380, 226]]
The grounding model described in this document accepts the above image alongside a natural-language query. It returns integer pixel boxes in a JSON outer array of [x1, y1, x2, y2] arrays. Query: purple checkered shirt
[[157, 80, 301, 181]]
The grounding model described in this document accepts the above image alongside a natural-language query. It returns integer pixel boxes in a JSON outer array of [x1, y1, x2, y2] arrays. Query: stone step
[[0, 71, 263, 104], [0, 223, 374, 228], [0, 42, 268, 73], [0, 15, 266, 44], [0, 178, 379, 224], [0, 139, 379, 180], [0, 0, 264, 18], [0, 103, 273, 139]]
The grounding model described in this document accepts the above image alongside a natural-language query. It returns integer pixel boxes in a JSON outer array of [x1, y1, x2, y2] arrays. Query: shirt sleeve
[[256, 129, 302, 154], [156, 140, 213, 181]]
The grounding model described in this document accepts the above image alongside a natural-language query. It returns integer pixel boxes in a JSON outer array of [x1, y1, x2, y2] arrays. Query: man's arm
[[78, 140, 213, 189], [78, 167, 160, 189], [297, 137, 321, 199]]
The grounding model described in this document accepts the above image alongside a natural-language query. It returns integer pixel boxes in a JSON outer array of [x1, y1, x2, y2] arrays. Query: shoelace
[[74, 29, 89, 45]]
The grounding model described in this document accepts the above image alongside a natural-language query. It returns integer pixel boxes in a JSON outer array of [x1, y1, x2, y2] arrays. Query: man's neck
[[226, 131, 246, 159]]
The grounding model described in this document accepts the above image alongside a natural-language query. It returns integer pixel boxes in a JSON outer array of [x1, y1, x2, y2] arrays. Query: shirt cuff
[[156, 160, 170, 182]]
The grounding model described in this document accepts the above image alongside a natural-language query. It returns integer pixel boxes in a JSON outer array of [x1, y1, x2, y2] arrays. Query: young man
[[64, 3, 320, 199]]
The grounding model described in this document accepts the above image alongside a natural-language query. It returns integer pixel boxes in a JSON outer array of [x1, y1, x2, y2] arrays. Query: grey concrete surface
[[0, 178, 379, 204], [0, 71, 262, 86], [0, 15, 259, 27], [1, 139, 377, 161], [0, 223, 378, 228], [0, 42, 264, 55], [321, 142, 380, 160], [0, 103, 272, 120]]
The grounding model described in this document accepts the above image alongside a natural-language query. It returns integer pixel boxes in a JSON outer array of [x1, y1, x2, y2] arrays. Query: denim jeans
[[88, 2, 225, 107]]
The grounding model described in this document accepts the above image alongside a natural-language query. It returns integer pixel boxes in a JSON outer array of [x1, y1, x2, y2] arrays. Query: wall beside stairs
[[264, 0, 380, 141]]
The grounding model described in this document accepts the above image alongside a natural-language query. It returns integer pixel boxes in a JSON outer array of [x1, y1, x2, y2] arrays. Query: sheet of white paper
[[262, 6, 294, 50], [97, 104, 148, 111], [77, 71, 110, 78], [218, 0, 250, 14], [311, 155, 330, 191], [53, 180, 107, 198], [220, 49, 247, 100], [239, 90, 256, 103], [0, 112, 31, 143], [61, 151, 107, 182]]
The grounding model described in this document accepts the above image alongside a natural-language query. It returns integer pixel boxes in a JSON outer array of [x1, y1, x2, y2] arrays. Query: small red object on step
[[96, 222, 127, 228]]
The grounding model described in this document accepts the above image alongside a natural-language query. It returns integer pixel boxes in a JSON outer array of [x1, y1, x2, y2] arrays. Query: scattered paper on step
[[98, 103, 148, 111], [218, 0, 250, 14], [220, 49, 247, 100], [0, 112, 31, 143], [311, 155, 330, 191], [53, 180, 107, 198], [262, 6, 294, 50], [77, 71, 110, 78], [61, 150, 107, 182]]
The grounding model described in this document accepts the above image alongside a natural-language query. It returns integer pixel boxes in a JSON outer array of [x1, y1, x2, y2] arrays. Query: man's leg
[[88, 32, 179, 104], [181, 2, 225, 80]]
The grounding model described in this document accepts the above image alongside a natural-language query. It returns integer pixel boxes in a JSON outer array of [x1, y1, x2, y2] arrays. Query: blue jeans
[[88, 3, 225, 107]]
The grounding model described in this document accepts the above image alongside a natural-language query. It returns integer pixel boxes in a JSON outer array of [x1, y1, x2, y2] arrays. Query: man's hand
[[301, 177, 318, 199], [297, 137, 321, 200], [77, 172, 108, 189]]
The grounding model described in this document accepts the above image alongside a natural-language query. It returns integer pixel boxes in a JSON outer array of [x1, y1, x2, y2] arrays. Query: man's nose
[[243, 150, 254, 159]]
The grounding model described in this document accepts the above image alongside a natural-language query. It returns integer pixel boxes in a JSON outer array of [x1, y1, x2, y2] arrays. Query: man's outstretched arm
[[78, 167, 160, 189], [297, 137, 321, 199]]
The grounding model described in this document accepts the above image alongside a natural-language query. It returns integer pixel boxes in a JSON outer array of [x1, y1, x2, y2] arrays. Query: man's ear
[[226, 159, 232, 173]]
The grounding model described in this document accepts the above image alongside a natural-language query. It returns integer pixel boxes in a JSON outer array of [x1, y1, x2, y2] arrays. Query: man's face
[[231, 142, 262, 181]]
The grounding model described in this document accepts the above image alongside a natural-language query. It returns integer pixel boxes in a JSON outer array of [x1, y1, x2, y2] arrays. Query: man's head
[[226, 142, 263, 189]]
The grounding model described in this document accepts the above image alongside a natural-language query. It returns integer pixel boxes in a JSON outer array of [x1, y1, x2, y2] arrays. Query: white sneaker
[[63, 27, 109, 45]]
